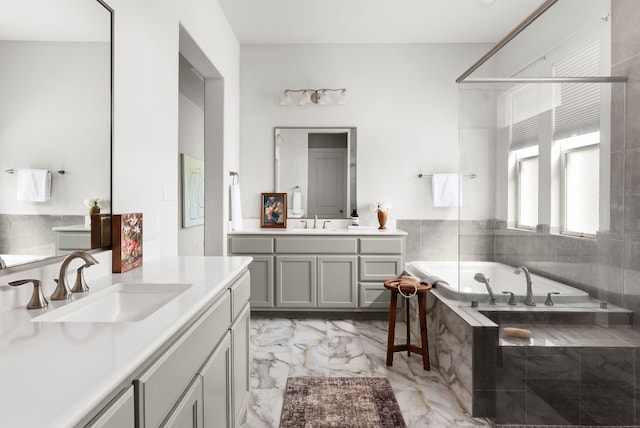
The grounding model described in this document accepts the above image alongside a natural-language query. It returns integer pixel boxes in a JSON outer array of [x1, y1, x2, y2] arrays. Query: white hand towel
[[17, 169, 51, 202], [230, 182, 243, 231], [432, 173, 462, 207], [292, 187, 302, 215]]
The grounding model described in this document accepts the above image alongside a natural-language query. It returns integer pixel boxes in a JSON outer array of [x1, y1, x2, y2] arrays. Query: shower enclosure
[[450, 0, 640, 425]]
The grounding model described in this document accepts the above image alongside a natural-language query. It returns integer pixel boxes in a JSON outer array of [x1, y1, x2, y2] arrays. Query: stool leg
[[405, 297, 411, 356], [418, 293, 430, 370], [386, 290, 398, 366]]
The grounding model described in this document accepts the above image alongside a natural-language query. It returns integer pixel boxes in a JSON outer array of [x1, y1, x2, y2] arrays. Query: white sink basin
[[32, 283, 191, 323]]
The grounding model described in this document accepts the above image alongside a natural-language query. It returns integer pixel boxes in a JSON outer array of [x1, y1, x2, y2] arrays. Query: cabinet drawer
[[359, 238, 404, 255], [275, 237, 357, 254], [229, 237, 274, 254], [230, 271, 251, 321], [135, 292, 230, 428], [359, 256, 403, 281], [358, 283, 392, 309]]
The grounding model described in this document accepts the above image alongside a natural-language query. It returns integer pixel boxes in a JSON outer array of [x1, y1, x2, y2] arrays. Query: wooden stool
[[384, 276, 432, 370]]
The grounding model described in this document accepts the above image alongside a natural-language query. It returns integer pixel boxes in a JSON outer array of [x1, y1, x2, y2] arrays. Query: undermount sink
[[32, 283, 191, 323]]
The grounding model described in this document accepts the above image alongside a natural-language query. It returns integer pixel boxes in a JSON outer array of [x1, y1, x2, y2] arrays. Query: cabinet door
[[161, 376, 203, 428], [248, 255, 274, 308], [86, 386, 135, 428], [231, 304, 250, 427], [358, 282, 392, 309], [275, 255, 317, 308], [201, 332, 231, 428], [317, 256, 357, 308]]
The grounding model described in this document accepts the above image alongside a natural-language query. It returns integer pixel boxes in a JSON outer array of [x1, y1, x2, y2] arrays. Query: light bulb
[[338, 89, 349, 105], [299, 91, 312, 105], [318, 90, 332, 105], [279, 91, 293, 105]]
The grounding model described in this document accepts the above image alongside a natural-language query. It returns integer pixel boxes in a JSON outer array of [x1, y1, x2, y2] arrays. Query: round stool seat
[[384, 276, 432, 296], [384, 276, 431, 370]]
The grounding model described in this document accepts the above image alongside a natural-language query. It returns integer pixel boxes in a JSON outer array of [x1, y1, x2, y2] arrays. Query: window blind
[[553, 32, 601, 140]]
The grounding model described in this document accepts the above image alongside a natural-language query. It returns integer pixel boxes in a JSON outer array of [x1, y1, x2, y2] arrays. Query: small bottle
[[351, 209, 359, 226]]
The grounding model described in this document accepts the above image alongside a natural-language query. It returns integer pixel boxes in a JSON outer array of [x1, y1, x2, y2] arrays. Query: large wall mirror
[[0, 0, 112, 271], [274, 127, 357, 219]]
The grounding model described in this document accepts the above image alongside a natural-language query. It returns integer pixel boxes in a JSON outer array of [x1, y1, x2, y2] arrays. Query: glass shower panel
[[457, 79, 625, 310]]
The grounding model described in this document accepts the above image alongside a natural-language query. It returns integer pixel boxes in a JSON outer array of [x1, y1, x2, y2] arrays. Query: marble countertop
[[0, 256, 252, 428]]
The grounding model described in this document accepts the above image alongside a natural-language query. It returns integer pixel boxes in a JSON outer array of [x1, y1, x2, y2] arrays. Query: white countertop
[[229, 227, 407, 236], [51, 224, 91, 232], [0, 256, 252, 428]]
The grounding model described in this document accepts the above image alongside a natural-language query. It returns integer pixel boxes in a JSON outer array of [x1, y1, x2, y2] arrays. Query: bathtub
[[405, 261, 590, 304]]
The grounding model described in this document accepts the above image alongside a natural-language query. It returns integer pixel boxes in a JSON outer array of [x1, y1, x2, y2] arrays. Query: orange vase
[[89, 203, 100, 216], [377, 210, 387, 230]]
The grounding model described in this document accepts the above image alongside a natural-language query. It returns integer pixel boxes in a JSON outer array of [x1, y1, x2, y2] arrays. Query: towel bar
[[6, 169, 65, 175], [418, 173, 476, 179]]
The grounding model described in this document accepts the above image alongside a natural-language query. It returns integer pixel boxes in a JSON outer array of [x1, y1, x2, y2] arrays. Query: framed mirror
[[0, 0, 113, 271], [274, 127, 357, 219]]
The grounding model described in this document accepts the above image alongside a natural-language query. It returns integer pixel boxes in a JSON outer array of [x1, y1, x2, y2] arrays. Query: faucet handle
[[9, 279, 49, 310], [323, 220, 331, 229], [502, 291, 516, 305], [70, 264, 91, 293], [545, 292, 560, 306], [300, 220, 309, 229]]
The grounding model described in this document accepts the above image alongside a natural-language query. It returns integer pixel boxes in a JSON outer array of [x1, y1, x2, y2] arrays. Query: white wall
[[106, 0, 239, 257], [239, 43, 489, 224]]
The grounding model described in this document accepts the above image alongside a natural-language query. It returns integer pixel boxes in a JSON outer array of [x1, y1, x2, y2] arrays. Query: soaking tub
[[405, 261, 589, 304]]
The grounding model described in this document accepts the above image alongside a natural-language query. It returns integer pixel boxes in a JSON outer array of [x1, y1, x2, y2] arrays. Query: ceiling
[[217, 0, 547, 44]]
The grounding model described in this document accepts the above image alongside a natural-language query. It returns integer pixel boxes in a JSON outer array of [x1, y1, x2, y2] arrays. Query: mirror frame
[[0, 0, 113, 276], [274, 126, 357, 218]]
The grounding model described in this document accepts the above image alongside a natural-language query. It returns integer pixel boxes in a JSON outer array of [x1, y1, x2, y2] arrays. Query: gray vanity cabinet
[[317, 256, 358, 308], [230, 304, 250, 427], [358, 238, 404, 309], [132, 271, 250, 428], [201, 332, 231, 428], [161, 376, 203, 428], [86, 386, 135, 428], [275, 255, 317, 307], [229, 233, 404, 312], [228, 237, 274, 309]]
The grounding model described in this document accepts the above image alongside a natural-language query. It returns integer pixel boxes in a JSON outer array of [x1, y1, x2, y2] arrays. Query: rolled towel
[[503, 327, 532, 338]]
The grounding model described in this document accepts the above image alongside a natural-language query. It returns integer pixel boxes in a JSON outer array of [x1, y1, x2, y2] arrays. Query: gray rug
[[279, 377, 407, 428]]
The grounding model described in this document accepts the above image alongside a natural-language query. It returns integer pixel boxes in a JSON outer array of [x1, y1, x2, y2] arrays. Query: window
[[560, 132, 600, 236], [516, 147, 539, 229]]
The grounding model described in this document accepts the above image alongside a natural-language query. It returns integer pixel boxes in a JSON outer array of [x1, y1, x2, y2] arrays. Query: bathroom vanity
[[228, 228, 406, 312], [0, 256, 251, 428]]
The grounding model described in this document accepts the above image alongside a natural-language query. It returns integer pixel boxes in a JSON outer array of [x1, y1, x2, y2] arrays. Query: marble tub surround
[[244, 317, 491, 428], [496, 326, 640, 426]]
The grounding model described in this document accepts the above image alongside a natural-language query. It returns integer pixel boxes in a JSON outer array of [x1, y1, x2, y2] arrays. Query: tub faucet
[[51, 251, 99, 300], [473, 273, 496, 304], [514, 265, 535, 306]]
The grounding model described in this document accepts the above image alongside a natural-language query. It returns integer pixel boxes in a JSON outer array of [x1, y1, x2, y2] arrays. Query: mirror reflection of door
[[307, 133, 347, 218]]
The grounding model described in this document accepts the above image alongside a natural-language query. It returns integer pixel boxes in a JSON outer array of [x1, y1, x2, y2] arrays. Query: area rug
[[279, 377, 407, 428]]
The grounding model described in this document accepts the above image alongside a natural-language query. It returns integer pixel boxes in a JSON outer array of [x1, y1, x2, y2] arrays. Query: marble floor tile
[[242, 317, 491, 428]]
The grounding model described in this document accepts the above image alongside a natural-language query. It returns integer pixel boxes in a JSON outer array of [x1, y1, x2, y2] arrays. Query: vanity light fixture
[[279, 88, 348, 106]]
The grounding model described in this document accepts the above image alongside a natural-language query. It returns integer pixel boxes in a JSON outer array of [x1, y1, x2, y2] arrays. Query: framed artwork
[[260, 193, 287, 228], [112, 213, 143, 273], [181, 153, 205, 228]]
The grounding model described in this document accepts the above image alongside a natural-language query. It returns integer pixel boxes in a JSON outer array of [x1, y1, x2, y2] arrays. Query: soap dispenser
[[351, 209, 359, 226]]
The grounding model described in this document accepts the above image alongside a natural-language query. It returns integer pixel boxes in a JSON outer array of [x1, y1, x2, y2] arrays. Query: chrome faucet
[[51, 251, 99, 300], [514, 265, 535, 306], [473, 273, 496, 304]]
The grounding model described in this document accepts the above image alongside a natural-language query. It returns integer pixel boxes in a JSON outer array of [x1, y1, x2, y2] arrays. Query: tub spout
[[473, 273, 496, 304], [514, 265, 535, 306]]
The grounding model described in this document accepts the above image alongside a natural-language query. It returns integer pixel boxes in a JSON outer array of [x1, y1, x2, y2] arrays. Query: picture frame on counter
[[112, 213, 143, 273], [260, 192, 287, 228]]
